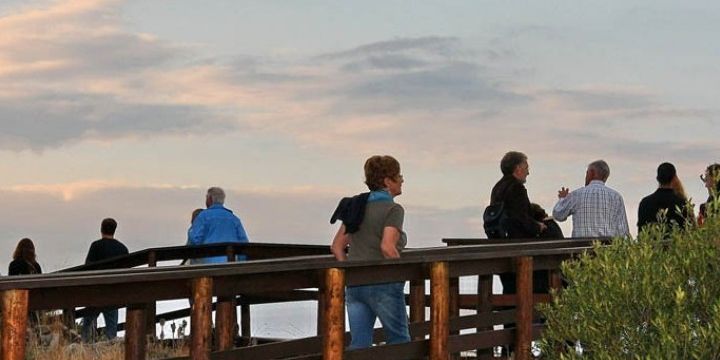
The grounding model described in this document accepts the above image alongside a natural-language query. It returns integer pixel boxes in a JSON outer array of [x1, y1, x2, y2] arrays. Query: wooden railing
[[0, 238, 606, 360], [59, 242, 331, 339]]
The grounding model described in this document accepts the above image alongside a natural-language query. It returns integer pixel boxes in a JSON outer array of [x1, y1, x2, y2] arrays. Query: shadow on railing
[[0, 237, 611, 360]]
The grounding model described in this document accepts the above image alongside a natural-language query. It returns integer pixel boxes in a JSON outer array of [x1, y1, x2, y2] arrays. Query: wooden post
[[125, 304, 147, 360], [62, 308, 76, 333], [322, 268, 345, 360], [409, 279, 426, 336], [550, 269, 563, 294], [145, 251, 157, 340], [476, 275, 493, 357], [430, 262, 449, 360], [449, 277, 460, 360], [240, 304, 251, 342], [1, 290, 29, 360], [226, 245, 236, 262], [191, 277, 213, 360], [515, 257, 533, 360], [216, 296, 236, 350], [317, 285, 327, 337]]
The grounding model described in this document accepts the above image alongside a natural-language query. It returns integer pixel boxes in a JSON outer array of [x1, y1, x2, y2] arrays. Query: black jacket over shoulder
[[490, 175, 541, 239], [638, 188, 690, 231]]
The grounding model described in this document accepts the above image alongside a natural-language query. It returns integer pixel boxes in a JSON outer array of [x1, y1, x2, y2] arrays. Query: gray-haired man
[[188, 187, 249, 263], [552, 160, 630, 238]]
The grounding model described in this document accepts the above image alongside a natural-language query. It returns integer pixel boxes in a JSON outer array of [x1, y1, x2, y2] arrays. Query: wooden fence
[[0, 238, 606, 360]]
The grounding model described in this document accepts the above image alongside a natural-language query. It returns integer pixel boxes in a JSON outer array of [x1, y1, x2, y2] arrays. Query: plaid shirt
[[552, 180, 630, 238]]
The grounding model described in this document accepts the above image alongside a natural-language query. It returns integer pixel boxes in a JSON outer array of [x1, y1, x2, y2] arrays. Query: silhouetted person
[[81, 218, 129, 342], [638, 162, 693, 232], [9, 238, 42, 275]]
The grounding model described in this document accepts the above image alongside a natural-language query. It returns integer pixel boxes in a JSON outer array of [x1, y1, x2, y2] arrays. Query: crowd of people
[[3, 186, 250, 342], [330, 153, 719, 349], [3, 153, 718, 348]]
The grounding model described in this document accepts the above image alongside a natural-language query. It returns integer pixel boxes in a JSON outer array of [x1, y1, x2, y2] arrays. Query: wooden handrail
[[0, 237, 612, 360]]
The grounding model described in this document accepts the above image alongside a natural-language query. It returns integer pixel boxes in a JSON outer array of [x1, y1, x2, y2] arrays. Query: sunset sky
[[1, 0, 719, 276]]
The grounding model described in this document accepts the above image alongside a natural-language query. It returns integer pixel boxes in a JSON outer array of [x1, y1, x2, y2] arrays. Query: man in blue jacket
[[188, 187, 249, 263]]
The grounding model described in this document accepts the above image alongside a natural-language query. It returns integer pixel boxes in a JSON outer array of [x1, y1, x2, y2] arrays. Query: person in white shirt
[[552, 160, 630, 238]]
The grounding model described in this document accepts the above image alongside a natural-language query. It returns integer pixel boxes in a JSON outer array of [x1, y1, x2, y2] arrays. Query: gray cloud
[[316, 36, 463, 61], [544, 89, 655, 111], [0, 93, 232, 151]]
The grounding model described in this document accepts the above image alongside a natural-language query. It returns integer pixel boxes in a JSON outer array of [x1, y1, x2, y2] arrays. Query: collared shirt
[[552, 180, 630, 238], [188, 204, 249, 264]]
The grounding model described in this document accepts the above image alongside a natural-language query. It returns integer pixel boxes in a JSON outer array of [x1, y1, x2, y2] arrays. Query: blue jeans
[[81, 307, 119, 342], [346, 282, 410, 349]]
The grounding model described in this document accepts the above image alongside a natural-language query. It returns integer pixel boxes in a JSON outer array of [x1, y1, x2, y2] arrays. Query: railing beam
[[191, 277, 213, 360], [322, 267, 345, 360], [515, 256, 533, 360], [145, 251, 158, 340], [1, 289, 29, 360], [430, 261, 449, 360]]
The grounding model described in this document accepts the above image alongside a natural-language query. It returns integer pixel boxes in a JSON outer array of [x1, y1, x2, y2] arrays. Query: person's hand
[[558, 187, 569, 199], [538, 222, 548, 232]]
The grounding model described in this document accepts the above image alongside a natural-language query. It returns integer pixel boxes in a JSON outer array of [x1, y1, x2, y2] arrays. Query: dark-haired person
[[488, 151, 546, 294], [9, 238, 42, 275], [638, 162, 693, 232], [330, 155, 410, 349], [699, 163, 720, 226], [81, 218, 129, 342]]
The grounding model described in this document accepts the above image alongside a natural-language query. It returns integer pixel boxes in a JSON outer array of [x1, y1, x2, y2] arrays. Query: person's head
[[656, 162, 677, 186], [585, 160, 610, 185], [702, 163, 720, 193], [13, 238, 36, 263], [191, 208, 203, 223], [206, 187, 226, 207], [500, 151, 529, 183], [101, 218, 117, 238], [364, 155, 403, 196]]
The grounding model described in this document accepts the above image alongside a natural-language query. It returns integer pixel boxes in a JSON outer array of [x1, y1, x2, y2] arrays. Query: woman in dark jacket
[[9, 238, 42, 275]]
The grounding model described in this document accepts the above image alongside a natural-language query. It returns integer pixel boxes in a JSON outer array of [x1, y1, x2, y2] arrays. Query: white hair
[[588, 160, 610, 181], [206, 187, 226, 205]]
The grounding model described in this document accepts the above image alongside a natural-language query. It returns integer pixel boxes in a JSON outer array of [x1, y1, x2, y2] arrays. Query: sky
[[1, 0, 719, 275]]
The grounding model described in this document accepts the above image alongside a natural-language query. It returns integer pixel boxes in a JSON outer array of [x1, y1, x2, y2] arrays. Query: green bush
[[539, 199, 720, 359]]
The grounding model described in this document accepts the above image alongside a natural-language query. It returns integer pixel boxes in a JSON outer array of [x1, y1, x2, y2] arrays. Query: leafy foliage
[[540, 199, 720, 359]]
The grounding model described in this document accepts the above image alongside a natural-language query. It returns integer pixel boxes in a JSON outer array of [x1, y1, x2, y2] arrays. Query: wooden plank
[[448, 329, 515, 353], [515, 257, 533, 360], [146, 251, 158, 340], [430, 262, 449, 360], [322, 268, 345, 360], [125, 304, 147, 360], [1, 289, 29, 360], [191, 277, 213, 360]]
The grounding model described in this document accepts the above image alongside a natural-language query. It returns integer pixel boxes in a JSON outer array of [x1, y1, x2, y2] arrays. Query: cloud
[[0, 0, 234, 151], [315, 36, 464, 61]]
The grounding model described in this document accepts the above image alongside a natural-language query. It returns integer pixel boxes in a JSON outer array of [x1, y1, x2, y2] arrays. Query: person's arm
[[552, 187, 574, 222], [236, 219, 249, 243], [616, 196, 630, 237], [506, 184, 542, 235], [380, 226, 401, 259], [331, 225, 350, 261], [637, 198, 650, 232], [85, 244, 97, 264], [188, 214, 206, 246]]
